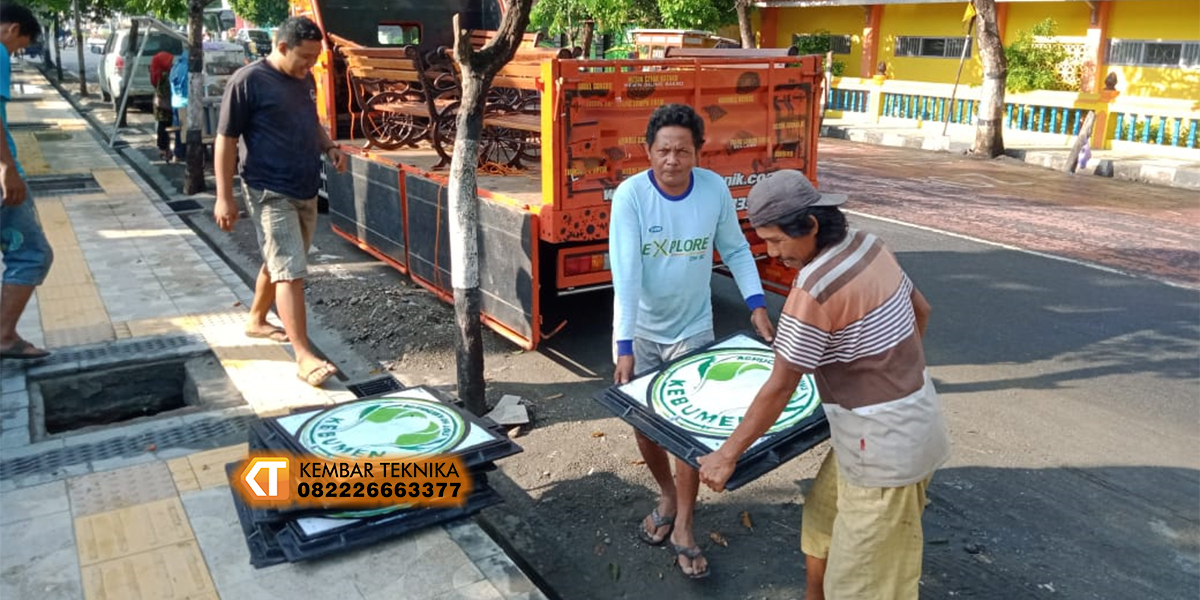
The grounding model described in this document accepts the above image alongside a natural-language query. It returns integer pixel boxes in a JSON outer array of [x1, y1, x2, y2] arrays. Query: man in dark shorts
[[214, 16, 347, 387]]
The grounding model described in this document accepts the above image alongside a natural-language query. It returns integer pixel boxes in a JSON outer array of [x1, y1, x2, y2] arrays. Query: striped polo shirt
[[774, 228, 926, 410], [775, 228, 950, 486]]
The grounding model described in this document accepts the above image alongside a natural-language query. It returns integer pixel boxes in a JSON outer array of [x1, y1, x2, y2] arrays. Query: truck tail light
[[563, 251, 609, 276], [115, 55, 124, 70]]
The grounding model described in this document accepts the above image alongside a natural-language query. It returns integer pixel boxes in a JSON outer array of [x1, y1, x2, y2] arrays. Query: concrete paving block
[[1173, 168, 1200, 190], [80, 540, 216, 600], [429, 580, 505, 600], [0, 437, 64, 459], [0, 510, 83, 600], [0, 480, 70, 525], [0, 426, 31, 448], [68, 461, 177, 517], [8, 462, 91, 490], [87, 452, 160, 473], [74, 496, 195, 566], [444, 521, 505, 562], [0, 374, 27, 395], [0, 407, 28, 431], [180, 486, 268, 591], [473, 554, 542, 599], [25, 359, 83, 379]]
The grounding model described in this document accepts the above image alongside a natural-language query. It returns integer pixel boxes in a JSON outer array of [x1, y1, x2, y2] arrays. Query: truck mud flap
[[405, 174, 538, 346], [324, 156, 407, 268]]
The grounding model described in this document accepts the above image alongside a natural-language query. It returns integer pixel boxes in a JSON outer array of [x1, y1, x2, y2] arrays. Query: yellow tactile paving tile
[[81, 540, 218, 600], [125, 317, 192, 338], [186, 444, 248, 490], [43, 324, 116, 349], [11, 131, 50, 175], [166, 458, 200, 493], [32, 198, 113, 338], [92, 169, 144, 196], [74, 497, 195, 567]]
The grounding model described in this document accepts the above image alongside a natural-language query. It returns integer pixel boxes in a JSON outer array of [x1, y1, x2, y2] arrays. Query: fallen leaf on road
[[709, 531, 729, 547], [146, 444, 157, 452], [630, 459, 646, 465], [591, 431, 605, 438], [594, 544, 605, 556], [741, 511, 753, 531], [609, 563, 620, 580], [545, 393, 564, 400]]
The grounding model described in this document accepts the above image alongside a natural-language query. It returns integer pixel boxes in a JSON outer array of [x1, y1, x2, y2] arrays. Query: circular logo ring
[[647, 348, 820, 438], [297, 397, 468, 460]]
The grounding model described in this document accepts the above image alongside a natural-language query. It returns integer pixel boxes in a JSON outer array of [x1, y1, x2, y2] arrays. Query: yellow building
[[753, 0, 1200, 101]]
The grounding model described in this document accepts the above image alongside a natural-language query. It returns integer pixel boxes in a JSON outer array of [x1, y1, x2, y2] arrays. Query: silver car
[[94, 28, 184, 109]]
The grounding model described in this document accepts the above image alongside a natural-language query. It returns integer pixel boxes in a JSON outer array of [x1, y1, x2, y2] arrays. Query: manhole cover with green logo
[[595, 332, 829, 491]]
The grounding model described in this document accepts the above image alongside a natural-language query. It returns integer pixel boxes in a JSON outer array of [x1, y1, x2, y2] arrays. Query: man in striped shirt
[[699, 170, 950, 599]]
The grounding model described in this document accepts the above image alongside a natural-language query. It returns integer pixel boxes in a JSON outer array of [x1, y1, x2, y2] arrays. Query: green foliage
[[532, 0, 735, 41], [229, 0, 287, 28], [655, 0, 737, 32], [792, 30, 846, 76], [1004, 18, 1070, 93]]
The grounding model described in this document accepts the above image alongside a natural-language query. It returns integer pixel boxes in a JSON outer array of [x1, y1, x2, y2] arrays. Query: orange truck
[[290, 0, 825, 350]]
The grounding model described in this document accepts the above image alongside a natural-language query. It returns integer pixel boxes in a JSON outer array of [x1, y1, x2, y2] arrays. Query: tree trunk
[[72, 0, 86, 96], [580, 20, 595, 59], [449, 74, 486, 415], [736, 0, 755, 49], [184, 0, 206, 194], [972, 0, 1006, 157], [53, 14, 63, 81], [448, 1, 533, 414]]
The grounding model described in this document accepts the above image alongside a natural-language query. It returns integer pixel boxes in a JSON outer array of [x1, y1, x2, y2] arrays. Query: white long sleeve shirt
[[610, 168, 766, 355]]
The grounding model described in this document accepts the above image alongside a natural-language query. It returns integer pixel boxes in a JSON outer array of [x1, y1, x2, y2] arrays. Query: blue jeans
[[0, 197, 54, 286]]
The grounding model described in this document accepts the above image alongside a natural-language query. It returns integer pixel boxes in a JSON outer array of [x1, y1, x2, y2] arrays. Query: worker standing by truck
[[611, 103, 776, 580], [213, 16, 347, 387]]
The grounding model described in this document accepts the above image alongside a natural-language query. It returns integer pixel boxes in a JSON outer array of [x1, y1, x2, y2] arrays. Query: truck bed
[[334, 140, 546, 208]]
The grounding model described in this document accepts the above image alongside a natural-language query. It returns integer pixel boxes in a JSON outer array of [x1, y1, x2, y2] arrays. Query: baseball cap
[[746, 170, 847, 228]]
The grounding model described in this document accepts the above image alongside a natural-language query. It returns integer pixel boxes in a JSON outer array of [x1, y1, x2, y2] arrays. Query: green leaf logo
[[394, 421, 441, 447], [358, 404, 381, 420], [363, 406, 408, 423], [696, 357, 715, 379], [704, 361, 768, 382]]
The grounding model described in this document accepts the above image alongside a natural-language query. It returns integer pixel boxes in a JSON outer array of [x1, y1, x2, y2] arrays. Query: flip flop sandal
[[245, 327, 289, 343], [637, 508, 675, 546], [0, 339, 50, 360], [671, 543, 711, 580], [297, 362, 337, 388]]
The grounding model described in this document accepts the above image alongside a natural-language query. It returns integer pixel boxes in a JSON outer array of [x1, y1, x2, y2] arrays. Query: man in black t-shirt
[[214, 16, 347, 387]]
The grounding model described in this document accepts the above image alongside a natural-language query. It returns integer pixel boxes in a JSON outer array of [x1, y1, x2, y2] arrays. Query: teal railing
[[827, 88, 869, 113], [1113, 113, 1198, 149], [881, 92, 978, 125]]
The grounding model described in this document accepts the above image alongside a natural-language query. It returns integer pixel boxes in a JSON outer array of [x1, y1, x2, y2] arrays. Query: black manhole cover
[[26, 174, 101, 195], [167, 199, 204, 213]]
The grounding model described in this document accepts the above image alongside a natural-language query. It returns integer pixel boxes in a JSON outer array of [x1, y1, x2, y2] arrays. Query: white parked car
[[94, 25, 245, 110]]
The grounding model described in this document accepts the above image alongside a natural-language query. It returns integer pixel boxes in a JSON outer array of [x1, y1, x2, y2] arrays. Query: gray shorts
[[633, 330, 715, 373], [242, 185, 318, 282]]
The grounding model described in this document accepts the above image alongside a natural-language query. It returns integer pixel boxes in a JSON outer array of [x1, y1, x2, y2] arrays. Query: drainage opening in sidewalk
[[167, 199, 204, 213], [26, 335, 245, 441], [27, 173, 102, 195]]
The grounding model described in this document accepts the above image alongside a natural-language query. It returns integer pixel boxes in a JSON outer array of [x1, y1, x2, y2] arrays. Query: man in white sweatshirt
[[610, 103, 776, 580]]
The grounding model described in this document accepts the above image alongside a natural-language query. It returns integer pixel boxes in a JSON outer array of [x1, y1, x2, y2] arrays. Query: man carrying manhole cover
[[213, 16, 347, 387], [610, 103, 776, 580], [698, 170, 951, 599], [0, 4, 52, 361]]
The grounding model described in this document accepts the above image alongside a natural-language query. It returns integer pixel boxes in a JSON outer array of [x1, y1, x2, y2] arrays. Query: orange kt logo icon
[[240, 456, 290, 500]]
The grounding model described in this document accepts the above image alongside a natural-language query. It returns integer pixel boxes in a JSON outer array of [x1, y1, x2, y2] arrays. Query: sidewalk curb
[[820, 123, 1200, 191]]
